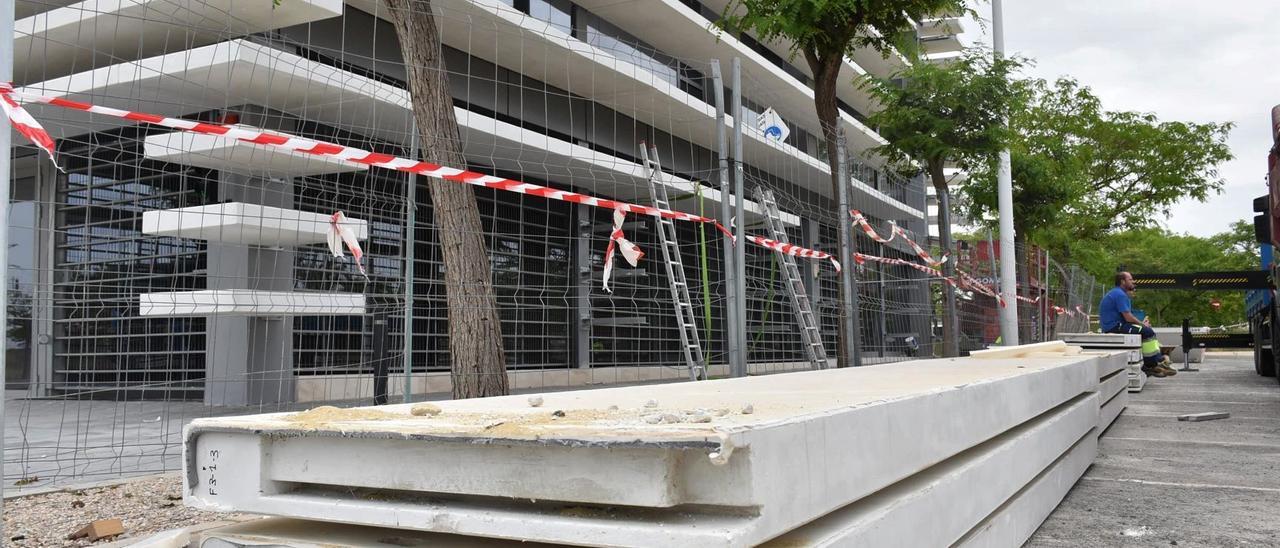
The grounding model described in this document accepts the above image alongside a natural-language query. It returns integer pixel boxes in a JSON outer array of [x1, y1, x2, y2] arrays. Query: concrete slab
[[955, 430, 1098, 547], [1098, 370, 1128, 404], [1060, 333, 1141, 348], [183, 354, 1100, 547], [142, 203, 368, 246], [139, 290, 365, 316], [1152, 327, 1207, 363], [1098, 388, 1127, 435], [968, 340, 1068, 359], [144, 131, 369, 177], [758, 393, 1098, 547], [1178, 411, 1230, 422], [1128, 370, 1147, 393], [14, 0, 344, 85], [197, 517, 551, 548], [1087, 351, 1128, 381], [1028, 353, 1280, 547]]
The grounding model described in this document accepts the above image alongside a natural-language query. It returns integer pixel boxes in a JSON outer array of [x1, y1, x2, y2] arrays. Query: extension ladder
[[753, 185, 829, 370], [639, 143, 707, 381]]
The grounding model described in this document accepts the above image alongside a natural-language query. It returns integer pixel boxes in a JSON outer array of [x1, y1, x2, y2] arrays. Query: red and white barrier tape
[[326, 211, 367, 278], [749, 235, 841, 273], [850, 209, 896, 244], [853, 253, 957, 288], [850, 209, 946, 267], [0, 87, 61, 173], [602, 208, 644, 293], [0, 85, 890, 281], [1014, 294, 1042, 305], [0, 85, 733, 230], [954, 270, 1006, 307]]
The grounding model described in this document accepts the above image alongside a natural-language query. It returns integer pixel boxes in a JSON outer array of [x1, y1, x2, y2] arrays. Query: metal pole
[[1042, 251, 1050, 342], [993, 0, 1019, 346], [877, 263, 887, 358], [403, 119, 418, 402], [731, 58, 749, 377], [0, 0, 14, 524], [987, 229, 998, 343], [986, 230, 998, 286], [835, 129, 861, 366], [712, 61, 741, 377]]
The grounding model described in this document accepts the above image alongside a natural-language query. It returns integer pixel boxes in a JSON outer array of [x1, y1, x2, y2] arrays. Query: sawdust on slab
[[283, 405, 405, 426]]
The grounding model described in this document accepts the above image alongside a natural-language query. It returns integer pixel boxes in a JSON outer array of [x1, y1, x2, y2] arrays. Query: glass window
[[528, 0, 573, 36]]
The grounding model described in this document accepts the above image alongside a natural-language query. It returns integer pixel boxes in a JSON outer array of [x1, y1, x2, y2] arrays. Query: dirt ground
[[4, 473, 242, 547]]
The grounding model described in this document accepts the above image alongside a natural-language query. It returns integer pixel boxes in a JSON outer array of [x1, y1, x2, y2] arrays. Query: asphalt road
[[1028, 352, 1280, 547]]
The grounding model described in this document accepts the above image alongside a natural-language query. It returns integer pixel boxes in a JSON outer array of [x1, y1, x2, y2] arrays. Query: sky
[[963, 1, 1280, 237]]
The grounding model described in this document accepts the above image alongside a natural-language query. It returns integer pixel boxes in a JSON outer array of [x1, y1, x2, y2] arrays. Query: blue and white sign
[[757, 107, 790, 142]]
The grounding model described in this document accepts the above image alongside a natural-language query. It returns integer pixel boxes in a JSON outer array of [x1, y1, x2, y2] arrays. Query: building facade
[[7, 0, 960, 404]]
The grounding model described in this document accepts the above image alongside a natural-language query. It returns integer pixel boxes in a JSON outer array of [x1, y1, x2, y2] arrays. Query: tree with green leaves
[[1072, 224, 1256, 328], [961, 77, 1234, 252], [861, 49, 1025, 356], [717, 0, 968, 365]]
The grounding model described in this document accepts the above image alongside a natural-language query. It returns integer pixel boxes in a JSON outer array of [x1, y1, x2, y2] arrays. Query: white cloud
[[966, 0, 1280, 237]]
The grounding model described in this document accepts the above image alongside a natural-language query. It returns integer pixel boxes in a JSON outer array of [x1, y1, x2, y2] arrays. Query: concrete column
[[572, 204, 592, 369], [31, 160, 59, 396], [205, 170, 296, 406]]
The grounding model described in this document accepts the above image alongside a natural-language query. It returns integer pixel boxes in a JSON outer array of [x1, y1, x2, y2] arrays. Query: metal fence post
[[835, 130, 862, 366], [731, 58, 749, 376], [1, 0, 15, 523], [403, 118, 418, 402], [712, 60, 743, 378]]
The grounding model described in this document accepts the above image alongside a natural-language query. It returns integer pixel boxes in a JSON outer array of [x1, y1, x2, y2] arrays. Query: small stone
[[606, 405, 619, 411], [740, 404, 754, 415], [642, 413, 681, 424], [684, 412, 712, 423], [552, 410, 566, 418], [711, 408, 731, 417], [70, 500, 85, 509], [644, 399, 659, 409], [527, 396, 544, 408], [410, 404, 442, 417]]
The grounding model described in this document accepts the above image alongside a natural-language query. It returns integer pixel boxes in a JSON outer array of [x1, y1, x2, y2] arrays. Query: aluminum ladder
[[753, 185, 829, 370], [639, 143, 707, 381]]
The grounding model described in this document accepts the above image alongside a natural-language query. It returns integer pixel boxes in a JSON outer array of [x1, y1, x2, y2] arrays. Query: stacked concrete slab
[[183, 344, 1104, 547], [1153, 326, 1206, 363], [1061, 332, 1147, 393]]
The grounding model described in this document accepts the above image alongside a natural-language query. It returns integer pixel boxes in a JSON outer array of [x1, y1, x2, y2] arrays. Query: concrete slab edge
[[758, 392, 1099, 547], [954, 430, 1099, 547]]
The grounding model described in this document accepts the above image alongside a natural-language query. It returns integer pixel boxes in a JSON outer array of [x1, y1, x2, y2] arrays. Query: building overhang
[[14, 0, 344, 86]]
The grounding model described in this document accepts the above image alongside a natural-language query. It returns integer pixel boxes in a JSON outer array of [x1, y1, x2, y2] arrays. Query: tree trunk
[[811, 54, 855, 368], [386, 0, 509, 399], [929, 159, 959, 357]]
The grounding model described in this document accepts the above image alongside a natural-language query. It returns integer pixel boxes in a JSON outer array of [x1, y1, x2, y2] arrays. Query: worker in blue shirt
[[1100, 271, 1176, 377]]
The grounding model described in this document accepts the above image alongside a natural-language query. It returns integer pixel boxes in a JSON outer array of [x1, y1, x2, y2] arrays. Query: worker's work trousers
[[1107, 323, 1163, 368]]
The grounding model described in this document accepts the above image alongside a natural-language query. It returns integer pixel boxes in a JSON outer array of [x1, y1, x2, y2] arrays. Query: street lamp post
[[993, 0, 1019, 346]]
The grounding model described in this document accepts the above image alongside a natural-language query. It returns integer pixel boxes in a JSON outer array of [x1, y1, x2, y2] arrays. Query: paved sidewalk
[[1028, 352, 1280, 546]]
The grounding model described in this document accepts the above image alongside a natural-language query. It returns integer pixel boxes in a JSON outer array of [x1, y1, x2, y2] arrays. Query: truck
[[1247, 105, 1280, 380]]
